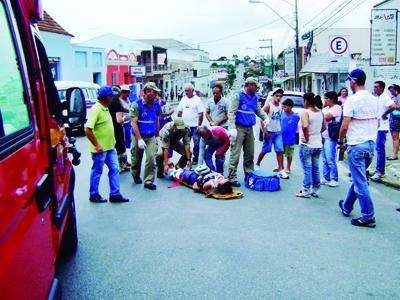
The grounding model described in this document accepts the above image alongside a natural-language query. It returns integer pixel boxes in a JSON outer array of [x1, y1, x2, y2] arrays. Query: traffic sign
[[329, 35, 349, 57]]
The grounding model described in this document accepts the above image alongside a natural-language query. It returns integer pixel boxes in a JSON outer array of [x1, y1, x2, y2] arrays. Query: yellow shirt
[[85, 101, 115, 153]]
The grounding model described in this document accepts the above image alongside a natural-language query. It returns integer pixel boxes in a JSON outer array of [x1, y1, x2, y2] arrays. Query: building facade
[[39, 12, 106, 84]]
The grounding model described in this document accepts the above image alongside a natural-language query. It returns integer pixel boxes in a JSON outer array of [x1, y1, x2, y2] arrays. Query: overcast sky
[[42, 0, 377, 58]]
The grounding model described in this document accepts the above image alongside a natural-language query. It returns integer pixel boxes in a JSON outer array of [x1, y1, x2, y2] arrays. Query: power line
[[302, 0, 340, 29], [311, 0, 354, 32], [313, 0, 367, 37]]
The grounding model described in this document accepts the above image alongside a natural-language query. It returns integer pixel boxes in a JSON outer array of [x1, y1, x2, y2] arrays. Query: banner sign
[[284, 48, 295, 77], [370, 9, 398, 66]]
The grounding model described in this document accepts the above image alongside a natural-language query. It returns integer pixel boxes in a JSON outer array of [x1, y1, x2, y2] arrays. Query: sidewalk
[[369, 137, 400, 189]]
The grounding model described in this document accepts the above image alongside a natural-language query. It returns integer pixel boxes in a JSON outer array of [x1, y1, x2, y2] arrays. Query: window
[[111, 72, 118, 85], [48, 57, 61, 80], [0, 3, 30, 138], [75, 51, 88, 67], [92, 52, 102, 67]]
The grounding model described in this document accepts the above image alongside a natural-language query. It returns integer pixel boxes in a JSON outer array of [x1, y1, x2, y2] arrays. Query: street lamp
[[249, 0, 300, 91]]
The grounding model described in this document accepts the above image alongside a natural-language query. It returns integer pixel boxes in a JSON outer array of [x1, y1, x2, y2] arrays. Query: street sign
[[130, 66, 146, 77], [370, 9, 398, 66], [329, 35, 349, 57]]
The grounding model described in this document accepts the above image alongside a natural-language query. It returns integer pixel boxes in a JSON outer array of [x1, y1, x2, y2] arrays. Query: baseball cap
[[173, 117, 186, 129], [120, 85, 131, 92], [244, 77, 260, 88], [143, 82, 161, 93], [272, 87, 284, 95], [346, 69, 366, 85], [98, 86, 118, 99]]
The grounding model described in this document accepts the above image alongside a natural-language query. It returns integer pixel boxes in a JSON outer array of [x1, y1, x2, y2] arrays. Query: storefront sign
[[370, 9, 398, 66], [130, 66, 146, 77]]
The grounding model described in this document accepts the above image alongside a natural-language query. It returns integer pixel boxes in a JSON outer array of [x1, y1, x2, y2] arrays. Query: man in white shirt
[[177, 83, 205, 164], [337, 69, 378, 228], [371, 81, 395, 181]]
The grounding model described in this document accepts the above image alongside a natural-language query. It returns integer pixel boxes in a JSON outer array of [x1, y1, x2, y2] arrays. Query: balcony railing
[[144, 63, 170, 74]]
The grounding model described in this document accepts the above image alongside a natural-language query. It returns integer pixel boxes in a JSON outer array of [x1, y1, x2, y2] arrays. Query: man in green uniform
[[130, 82, 161, 190], [85, 86, 129, 203], [156, 118, 192, 177], [228, 77, 269, 187]]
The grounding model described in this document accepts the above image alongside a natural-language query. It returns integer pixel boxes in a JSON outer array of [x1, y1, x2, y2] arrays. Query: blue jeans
[[375, 130, 387, 174], [261, 131, 284, 153], [190, 127, 200, 162], [90, 149, 121, 197], [124, 123, 132, 149], [205, 144, 225, 174], [322, 138, 338, 181], [343, 141, 375, 220], [299, 144, 321, 189]]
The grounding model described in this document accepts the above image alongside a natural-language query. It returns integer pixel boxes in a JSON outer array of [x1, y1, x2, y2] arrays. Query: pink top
[[322, 104, 342, 139], [210, 126, 230, 156], [339, 96, 347, 106]]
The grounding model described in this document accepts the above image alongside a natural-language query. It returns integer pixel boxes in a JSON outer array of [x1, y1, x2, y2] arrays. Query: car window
[[88, 88, 97, 99], [82, 88, 90, 99], [58, 89, 66, 100], [282, 95, 303, 107], [0, 3, 31, 137]]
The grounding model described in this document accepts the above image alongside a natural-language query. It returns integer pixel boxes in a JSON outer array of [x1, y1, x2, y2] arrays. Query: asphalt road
[[57, 129, 400, 299]]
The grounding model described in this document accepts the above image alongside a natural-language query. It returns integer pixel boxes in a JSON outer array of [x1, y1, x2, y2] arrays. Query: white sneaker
[[328, 180, 339, 187], [278, 170, 289, 179], [320, 179, 330, 185], [296, 189, 311, 198], [311, 187, 320, 197], [371, 172, 382, 182]]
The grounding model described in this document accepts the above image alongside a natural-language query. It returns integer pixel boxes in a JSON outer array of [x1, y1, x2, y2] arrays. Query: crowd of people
[[84, 69, 400, 228]]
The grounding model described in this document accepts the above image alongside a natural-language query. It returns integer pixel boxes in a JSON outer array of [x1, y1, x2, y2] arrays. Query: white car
[[55, 80, 100, 109]]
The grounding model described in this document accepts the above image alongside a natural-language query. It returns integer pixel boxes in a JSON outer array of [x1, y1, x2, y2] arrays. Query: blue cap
[[346, 69, 366, 85], [98, 86, 118, 99]]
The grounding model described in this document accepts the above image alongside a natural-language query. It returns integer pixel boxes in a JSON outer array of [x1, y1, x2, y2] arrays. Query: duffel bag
[[245, 170, 280, 192]]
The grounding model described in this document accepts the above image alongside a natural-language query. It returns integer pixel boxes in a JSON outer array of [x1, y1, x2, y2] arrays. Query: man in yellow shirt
[[85, 86, 129, 203]]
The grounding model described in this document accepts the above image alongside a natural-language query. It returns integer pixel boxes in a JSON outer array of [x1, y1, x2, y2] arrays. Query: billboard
[[130, 66, 146, 77], [370, 9, 398, 66], [284, 48, 295, 77]]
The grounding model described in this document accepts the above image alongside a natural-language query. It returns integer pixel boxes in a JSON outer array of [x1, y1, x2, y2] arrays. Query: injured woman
[[167, 167, 233, 195]]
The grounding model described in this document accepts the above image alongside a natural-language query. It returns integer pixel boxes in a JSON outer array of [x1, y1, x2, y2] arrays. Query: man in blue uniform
[[228, 77, 269, 187], [130, 82, 161, 190]]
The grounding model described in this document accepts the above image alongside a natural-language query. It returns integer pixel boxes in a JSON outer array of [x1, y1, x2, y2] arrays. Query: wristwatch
[[337, 140, 344, 145]]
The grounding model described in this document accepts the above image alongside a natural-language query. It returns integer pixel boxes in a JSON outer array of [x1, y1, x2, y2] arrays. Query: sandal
[[386, 157, 398, 160]]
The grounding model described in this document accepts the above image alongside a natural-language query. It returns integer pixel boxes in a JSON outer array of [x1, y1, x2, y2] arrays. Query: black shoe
[[109, 195, 130, 203], [351, 217, 376, 228], [244, 172, 249, 182], [338, 200, 350, 217], [396, 208, 400, 212], [157, 171, 164, 179], [144, 182, 157, 190], [230, 180, 241, 187], [133, 176, 143, 184], [89, 194, 107, 203]]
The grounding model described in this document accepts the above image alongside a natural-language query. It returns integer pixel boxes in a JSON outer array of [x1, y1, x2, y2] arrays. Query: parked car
[[0, 1, 85, 299], [55, 81, 97, 135], [55, 80, 100, 109]]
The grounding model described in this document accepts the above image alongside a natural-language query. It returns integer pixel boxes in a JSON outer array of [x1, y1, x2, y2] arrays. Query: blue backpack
[[245, 170, 280, 192]]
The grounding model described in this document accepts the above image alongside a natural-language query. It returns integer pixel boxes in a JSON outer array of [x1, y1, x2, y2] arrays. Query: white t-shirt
[[177, 95, 205, 127], [377, 93, 394, 131], [343, 90, 378, 145]]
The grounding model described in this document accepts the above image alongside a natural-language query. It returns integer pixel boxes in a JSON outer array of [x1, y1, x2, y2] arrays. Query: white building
[[38, 11, 106, 85]]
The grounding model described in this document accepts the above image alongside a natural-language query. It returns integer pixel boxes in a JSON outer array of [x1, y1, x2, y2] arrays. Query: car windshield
[[282, 94, 303, 107]]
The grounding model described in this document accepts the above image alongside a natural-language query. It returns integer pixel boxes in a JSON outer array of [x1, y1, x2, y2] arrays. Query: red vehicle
[[0, 0, 85, 299]]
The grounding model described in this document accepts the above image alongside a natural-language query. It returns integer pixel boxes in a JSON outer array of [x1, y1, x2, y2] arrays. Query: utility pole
[[294, 0, 300, 91], [259, 39, 274, 88]]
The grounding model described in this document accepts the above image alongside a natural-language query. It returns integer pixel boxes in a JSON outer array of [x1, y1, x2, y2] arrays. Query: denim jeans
[[124, 123, 132, 149], [299, 144, 321, 189], [190, 127, 200, 162], [343, 141, 375, 220], [322, 138, 338, 181], [375, 130, 387, 174], [205, 144, 225, 174], [90, 149, 121, 197]]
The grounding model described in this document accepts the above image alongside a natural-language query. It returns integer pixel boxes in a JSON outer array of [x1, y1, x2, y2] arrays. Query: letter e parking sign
[[329, 35, 349, 57]]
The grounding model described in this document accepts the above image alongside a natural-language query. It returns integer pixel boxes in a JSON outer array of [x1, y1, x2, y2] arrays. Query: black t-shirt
[[108, 97, 125, 154]]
